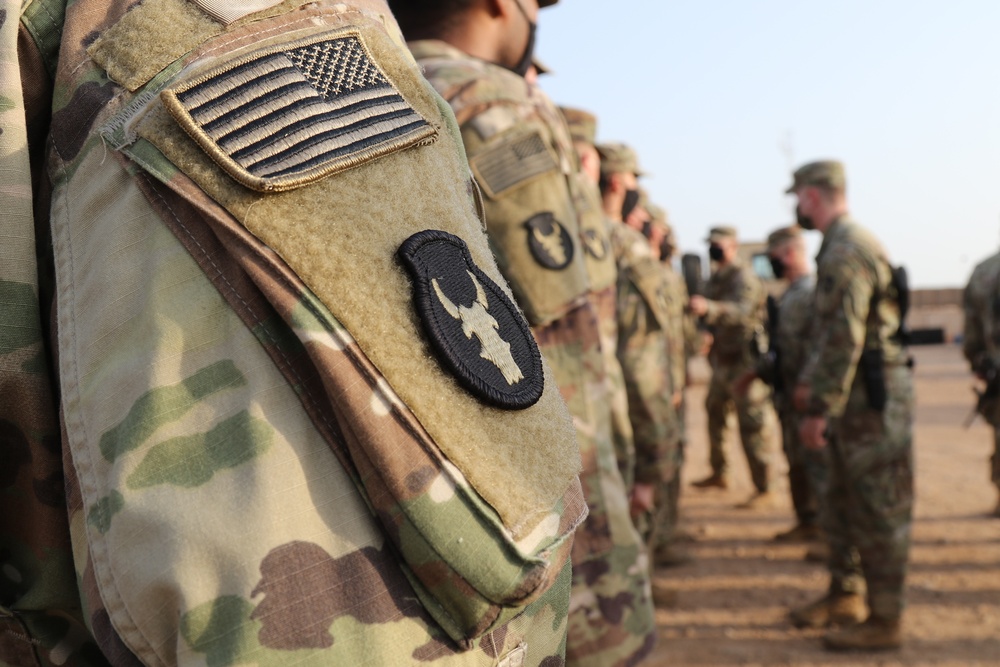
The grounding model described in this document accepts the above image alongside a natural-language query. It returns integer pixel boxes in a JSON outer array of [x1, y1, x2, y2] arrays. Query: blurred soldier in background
[[561, 105, 638, 491], [688, 228, 776, 508], [962, 249, 1000, 517], [391, 1, 657, 663], [596, 144, 681, 564], [788, 160, 914, 652], [740, 227, 825, 541]]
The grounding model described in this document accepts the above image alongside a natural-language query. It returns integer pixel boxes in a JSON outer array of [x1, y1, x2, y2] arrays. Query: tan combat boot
[[788, 592, 867, 629], [653, 544, 693, 569], [823, 617, 901, 651], [736, 489, 775, 510], [691, 473, 728, 490], [773, 523, 822, 543]]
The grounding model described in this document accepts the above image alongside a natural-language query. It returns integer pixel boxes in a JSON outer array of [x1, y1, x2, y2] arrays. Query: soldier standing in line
[[389, 2, 657, 664], [560, 106, 638, 492], [642, 209, 696, 566], [595, 144, 680, 560], [740, 227, 825, 541], [962, 249, 1000, 517], [787, 160, 914, 651], [688, 228, 776, 508], [1, 0, 588, 665]]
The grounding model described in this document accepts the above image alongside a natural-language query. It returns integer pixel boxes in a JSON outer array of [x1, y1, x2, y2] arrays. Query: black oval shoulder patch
[[398, 230, 544, 410], [524, 212, 574, 270], [581, 228, 609, 260]]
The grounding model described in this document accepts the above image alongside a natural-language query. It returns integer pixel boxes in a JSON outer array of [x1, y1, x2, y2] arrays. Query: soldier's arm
[[701, 269, 761, 327], [805, 250, 874, 416], [617, 260, 676, 485], [962, 271, 987, 369]]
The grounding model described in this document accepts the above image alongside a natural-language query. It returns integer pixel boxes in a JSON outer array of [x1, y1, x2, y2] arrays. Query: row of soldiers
[[0, 1, 919, 666]]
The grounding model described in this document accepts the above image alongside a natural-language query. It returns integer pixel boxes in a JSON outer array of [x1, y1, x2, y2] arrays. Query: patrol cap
[[766, 225, 801, 251], [559, 106, 597, 145], [785, 160, 846, 193], [531, 57, 552, 75], [647, 203, 668, 225], [596, 142, 645, 177], [705, 225, 737, 243]]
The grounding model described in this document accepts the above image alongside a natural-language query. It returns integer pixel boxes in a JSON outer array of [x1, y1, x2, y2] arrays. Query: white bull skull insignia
[[398, 229, 544, 410], [433, 272, 524, 386]]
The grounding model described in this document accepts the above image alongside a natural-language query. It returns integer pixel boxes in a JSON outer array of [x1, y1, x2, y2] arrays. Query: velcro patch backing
[[162, 31, 438, 192], [470, 131, 559, 200]]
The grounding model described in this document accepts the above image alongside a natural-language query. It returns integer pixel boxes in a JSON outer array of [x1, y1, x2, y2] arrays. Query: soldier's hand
[[800, 416, 828, 450], [688, 295, 708, 317], [672, 390, 683, 409], [630, 483, 656, 518], [733, 370, 757, 397], [793, 383, 811, 412]]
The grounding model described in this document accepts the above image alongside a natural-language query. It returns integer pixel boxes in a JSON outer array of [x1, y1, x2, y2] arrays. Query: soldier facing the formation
[[787, 160, 915, 652], [744, 227, 825, 542], [389, 1, 657, 664], [688, 227, 776, 508], [962, 248, 1000, 517]]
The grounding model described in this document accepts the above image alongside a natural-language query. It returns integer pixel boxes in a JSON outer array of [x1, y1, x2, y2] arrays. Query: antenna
[[778, 130, 795, 170]]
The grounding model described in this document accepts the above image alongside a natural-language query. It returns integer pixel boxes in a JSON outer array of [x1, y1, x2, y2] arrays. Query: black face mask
[[641, 220, 653, 239], [796, 205, 815, 231], [621, 189, 640, 220], [708, 244, 724, 262], [660, 240, 674, 262], [506, 0, 537, 78], [769, 256, 786, 280]]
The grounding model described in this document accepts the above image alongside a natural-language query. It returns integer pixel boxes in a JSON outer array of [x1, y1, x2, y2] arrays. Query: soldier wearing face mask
[[391, 4, 657, 664], [596, 144, 680, 566], [740, 227, 825, 543], [688, 227, 776, 508]]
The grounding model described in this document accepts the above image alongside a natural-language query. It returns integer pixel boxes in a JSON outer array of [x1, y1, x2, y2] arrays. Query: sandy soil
[[646, 344, 1000, 666]]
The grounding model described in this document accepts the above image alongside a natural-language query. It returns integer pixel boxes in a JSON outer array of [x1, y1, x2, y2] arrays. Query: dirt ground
[[646, 344, 1000, 666]]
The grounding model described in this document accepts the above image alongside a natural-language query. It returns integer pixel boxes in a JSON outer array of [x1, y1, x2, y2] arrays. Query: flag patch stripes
[[162, 32, 437, 192]]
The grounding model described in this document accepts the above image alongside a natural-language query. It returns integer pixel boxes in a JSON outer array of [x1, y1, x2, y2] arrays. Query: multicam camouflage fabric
[[701, 261, 774, 491], [803, 215, 914, 621], [409, 40, 656, 666], [772, 276, 821, 527], [2, 2, 590, 666], [962, 250, 1000, 491], [608, 222, 679, 488]]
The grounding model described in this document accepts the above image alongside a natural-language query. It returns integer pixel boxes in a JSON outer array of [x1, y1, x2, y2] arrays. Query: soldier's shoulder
[[829, 218, 887, 263], [610, 222, 654, 267], [970, 251, 1000, 280]]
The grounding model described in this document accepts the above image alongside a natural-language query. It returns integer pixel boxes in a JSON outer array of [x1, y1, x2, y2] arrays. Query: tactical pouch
[[860, 348, 888, 411]]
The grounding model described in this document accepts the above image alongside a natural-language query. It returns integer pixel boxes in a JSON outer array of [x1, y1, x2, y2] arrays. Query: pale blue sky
[[536, 1, 1000, 287]]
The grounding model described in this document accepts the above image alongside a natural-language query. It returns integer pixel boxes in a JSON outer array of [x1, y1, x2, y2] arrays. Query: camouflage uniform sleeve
[[805, 246, 875, 417], [614, 231, 676, 484], [963, 264, 988, 369], [702, 266, 761, 328], [1, 10, 100, 666]]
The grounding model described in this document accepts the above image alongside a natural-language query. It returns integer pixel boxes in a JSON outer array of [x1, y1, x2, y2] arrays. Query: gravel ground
[[646, 344, 1000, 666]]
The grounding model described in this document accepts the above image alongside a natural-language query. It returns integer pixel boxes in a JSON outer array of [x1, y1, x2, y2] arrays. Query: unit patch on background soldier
[[162, 30, 438, 192], [582, 228, 609, 260], [525, 212, 574, 270], [399, 230, 544, 409]]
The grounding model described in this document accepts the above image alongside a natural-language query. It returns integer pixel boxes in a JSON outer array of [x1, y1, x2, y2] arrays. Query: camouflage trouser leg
[[827, 366, 915, 620], [705, 375, 732, 477], [735, 377, 774, 493], [780, 410, 819, 526], [992, 426, 1000, 491]]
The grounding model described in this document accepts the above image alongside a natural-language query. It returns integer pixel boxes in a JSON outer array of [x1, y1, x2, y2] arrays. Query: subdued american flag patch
[[161, 31, 437, 192], [469, 131, 560, 200]]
